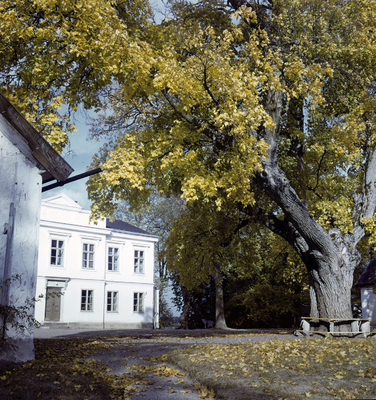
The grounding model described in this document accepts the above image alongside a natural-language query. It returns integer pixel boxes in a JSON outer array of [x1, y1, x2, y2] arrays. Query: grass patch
[[167, 337, 376, 400]]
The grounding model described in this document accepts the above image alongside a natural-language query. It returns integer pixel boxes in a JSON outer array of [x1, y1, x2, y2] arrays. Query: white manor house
[[34, 194, 159, 329]]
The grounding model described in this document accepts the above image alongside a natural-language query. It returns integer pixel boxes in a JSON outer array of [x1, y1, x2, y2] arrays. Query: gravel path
[[34, 328, 297, 399]]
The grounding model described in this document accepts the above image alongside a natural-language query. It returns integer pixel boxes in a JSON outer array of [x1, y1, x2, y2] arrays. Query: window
[[133, 292, 144, 312], [107, 291, 118, 312], [82, 243, 95, 269], [81, 290, 93, 311], [134, 250, 144, 273], [50, 239, 64, 266], [108, 247, 119, 271]]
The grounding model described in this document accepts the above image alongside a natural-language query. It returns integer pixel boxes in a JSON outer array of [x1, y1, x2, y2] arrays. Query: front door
[[45, 287, 61, 321]]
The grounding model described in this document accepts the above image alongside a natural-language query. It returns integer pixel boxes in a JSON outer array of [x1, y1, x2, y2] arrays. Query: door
[[45, 287, 62, 321]]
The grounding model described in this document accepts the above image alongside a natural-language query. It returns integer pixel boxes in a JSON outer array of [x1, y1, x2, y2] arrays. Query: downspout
[[103, 234, 110, 330], [1, 202, 15, 340], [1, 168, 17, 340], [154, 286, 159, 329], [103, 281, 107, 329]]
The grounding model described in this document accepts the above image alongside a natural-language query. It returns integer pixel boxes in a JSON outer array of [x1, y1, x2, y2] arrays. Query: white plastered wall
[[0, 117, 42, 362], [361, 286, 376, 328]]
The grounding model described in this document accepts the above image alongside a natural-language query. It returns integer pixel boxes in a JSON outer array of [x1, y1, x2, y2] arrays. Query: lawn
[[168, 336, 376, 400]]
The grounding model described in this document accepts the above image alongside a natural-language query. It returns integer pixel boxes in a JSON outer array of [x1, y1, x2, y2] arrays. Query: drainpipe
[[154, 286, 159, 329], [42, 168, 102, 192], [103, 281, 107, 330], [1, 202, 15, 340]]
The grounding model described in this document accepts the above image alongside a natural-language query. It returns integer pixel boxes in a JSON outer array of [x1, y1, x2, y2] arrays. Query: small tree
[[114, 193, 184, 324]]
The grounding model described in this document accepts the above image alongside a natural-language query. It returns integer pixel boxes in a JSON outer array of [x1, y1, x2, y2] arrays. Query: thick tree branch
[[264, 83, 283, 167], [308, 149, 327, 195], [352, 143, 376, 244], [162, 89, 202, 127], [254, 162, 335, 258], [237, 202, 309, 258]]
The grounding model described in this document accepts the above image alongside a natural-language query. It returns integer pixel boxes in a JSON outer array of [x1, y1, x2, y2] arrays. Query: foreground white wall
[[0, 119, 42, 362]]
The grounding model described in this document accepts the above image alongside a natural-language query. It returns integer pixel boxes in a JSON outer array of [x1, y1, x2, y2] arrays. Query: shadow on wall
[[140, 306, 153, 328], [103, 306, 154, 329]]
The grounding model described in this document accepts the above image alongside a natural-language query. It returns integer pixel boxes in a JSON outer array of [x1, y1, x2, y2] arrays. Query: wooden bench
[[294, 317, 372, 337]]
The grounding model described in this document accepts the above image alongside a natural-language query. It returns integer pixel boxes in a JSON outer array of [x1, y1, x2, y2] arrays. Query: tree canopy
[[0, 0, 150, 150], [87, 0, 376, 221]]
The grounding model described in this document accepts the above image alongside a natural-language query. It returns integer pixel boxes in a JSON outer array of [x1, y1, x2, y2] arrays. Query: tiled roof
[[355, 258, 376, 287], [106, 218, 150, 235]]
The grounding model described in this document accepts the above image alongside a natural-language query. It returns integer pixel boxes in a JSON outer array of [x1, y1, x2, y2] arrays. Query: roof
[[106, 218, 153, 236], [355, 259, 376, 287], [0, 92, 73, 183]]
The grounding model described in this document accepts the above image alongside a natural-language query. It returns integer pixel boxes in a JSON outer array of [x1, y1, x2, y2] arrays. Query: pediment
[[42, 193, 82, 209]]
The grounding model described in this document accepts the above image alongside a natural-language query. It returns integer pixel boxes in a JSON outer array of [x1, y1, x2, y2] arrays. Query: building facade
[[35, 194, 159, 329]]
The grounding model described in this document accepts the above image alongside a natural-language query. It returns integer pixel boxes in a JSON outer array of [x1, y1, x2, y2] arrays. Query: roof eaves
[[0, 92, 73, 182], [355, 259, 376, 287], [108, 228, 159, 240]]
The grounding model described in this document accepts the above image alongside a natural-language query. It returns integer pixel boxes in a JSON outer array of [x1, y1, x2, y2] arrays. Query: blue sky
[[42, 114, 102, 209], [42, 0, 170, 209]]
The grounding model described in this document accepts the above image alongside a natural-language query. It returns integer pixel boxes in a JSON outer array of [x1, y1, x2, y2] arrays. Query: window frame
[[82, 243, 95, 269], [133, 292, 144, 313], [81, 289, 93, 311], [50, 239, 65, 267], [133, 249, 145, 274], [107, 291, 119, 312], [107, 246, 120, 272]]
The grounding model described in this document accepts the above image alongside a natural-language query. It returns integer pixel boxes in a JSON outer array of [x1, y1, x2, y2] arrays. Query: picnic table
[[295, 317, 372, 337]]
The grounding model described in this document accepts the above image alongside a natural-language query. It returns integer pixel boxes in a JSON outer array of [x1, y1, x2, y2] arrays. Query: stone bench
[[295, 317, 372, 337], [201, 319, 214, 329]]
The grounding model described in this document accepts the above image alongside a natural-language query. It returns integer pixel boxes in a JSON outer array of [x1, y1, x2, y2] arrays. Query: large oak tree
[[88, 0, 376, 330]]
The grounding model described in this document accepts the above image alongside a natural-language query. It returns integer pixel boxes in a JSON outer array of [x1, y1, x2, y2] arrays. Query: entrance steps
[[38, 322, 80, 330]]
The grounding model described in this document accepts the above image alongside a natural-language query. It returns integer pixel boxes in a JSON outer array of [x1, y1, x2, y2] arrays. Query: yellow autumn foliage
[[0, 0, 149, 150], [2, 0, 376, 246], [85, 0, 376, 239]]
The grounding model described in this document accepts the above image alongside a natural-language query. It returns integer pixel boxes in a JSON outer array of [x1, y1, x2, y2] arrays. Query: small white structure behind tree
[[35, 194, 159, 329], [0, 93, 73, 362], [355, 259, 376, 329]]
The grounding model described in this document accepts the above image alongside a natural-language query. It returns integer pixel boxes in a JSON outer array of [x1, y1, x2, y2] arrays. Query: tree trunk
[[303, 238, 359, 331], [252, 63, 376, 333], [179, 288, 191, 329], [214, 270, 227, 329], [254, 159, 363, 331]]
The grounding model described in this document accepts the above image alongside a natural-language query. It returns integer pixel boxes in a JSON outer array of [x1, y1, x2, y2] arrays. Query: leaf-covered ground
[[0, 338, 131, 399], [168, 336, 376, 399], [0, 333, 218, 400], [1, 330, 376, 399]]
